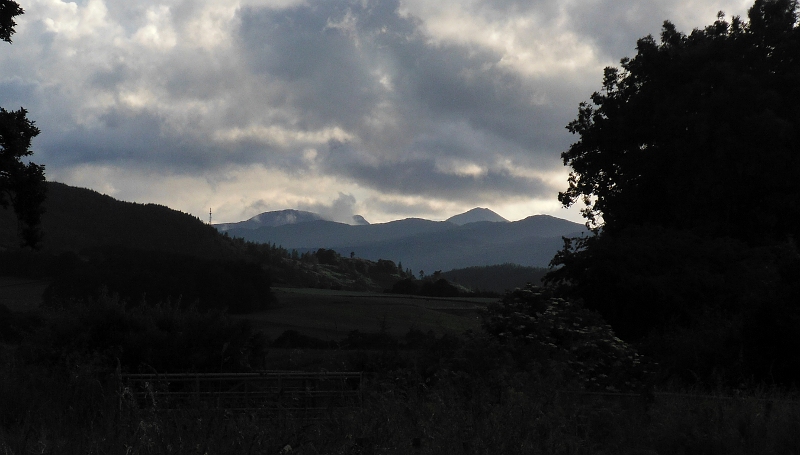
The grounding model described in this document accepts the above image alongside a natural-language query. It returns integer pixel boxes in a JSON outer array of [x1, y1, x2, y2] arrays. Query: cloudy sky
[[1, 0, 751, 224]]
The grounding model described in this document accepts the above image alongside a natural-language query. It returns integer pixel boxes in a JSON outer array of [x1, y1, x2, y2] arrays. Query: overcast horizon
[[1, 0, 752, 224]]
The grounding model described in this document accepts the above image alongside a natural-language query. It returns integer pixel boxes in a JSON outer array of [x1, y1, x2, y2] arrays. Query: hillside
[[0, 183, 413, 309], [0, 182, 238, 260]]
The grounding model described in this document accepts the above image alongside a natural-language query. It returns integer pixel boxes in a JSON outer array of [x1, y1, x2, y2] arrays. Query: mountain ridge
[[221, 212, 587, 272], [216, 206, 511, 230], [216, 209, 324, 232]]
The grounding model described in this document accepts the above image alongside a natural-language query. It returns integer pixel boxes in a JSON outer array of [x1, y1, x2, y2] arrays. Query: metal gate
[[119, 371, 362, 416]]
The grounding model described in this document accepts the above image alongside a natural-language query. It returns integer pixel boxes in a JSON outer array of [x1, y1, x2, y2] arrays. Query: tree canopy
[[549, 0, 800, 386], [0, 0, 46, 248], [559, 0, 800, 243], [0, 0, 24, 43]]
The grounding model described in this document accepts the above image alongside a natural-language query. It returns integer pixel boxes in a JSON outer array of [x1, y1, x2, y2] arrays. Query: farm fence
[[119, 371, 363, 418]]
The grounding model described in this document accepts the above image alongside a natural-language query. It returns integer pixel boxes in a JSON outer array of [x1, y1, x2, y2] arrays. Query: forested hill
[[0, 182, 238, 259], [0, 182, 419, 307]]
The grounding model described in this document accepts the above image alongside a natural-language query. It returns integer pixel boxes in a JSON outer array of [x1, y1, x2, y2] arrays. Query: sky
[[1, 0, 752, 225]]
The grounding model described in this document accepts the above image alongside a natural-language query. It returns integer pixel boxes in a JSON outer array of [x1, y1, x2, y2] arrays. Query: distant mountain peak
[[446, 207, 508, 225], [216, 209, 324, 231], [352, 215, 370, 225]]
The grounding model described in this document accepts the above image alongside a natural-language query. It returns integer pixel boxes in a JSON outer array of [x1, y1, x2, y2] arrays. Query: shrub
[[484, 284, 654, 391]]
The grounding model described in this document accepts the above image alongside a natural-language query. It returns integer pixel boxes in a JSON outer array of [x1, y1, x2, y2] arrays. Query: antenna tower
[[209, 208, 212, 224]]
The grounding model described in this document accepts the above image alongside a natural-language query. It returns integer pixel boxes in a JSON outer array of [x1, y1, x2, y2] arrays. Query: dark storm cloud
[[363, 197, 443, 219], [0, 76, 39, 108], [238, 3, 383, 131], [236, 0, 567, 198], [335, 157, 551, 202], [38, 110, 180, 167]]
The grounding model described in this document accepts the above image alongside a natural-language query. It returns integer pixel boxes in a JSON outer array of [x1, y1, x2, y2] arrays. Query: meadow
[[240, 287, 493, 340]]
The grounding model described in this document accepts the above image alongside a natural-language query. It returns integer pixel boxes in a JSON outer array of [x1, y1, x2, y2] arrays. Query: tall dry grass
[[2, 355, 799, 455]]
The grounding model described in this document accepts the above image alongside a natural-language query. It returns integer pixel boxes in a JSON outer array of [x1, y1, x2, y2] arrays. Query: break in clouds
[[0, 0, 750, 223]]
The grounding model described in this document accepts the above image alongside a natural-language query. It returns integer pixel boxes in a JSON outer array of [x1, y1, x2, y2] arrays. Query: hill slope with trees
[[0, 182, 238, 259], [0, 182, 413, 309]]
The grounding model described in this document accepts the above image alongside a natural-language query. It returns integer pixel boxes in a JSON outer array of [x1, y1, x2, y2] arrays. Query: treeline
[[42, 246, 274, 314], [239, 243, 412, 291], [441, 263, 549, 294], [383, 264, 548, 298]]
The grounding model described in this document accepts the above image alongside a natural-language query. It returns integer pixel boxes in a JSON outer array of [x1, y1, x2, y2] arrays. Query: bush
[[484, 284, 654, 391], [389, 277, 420, 295]]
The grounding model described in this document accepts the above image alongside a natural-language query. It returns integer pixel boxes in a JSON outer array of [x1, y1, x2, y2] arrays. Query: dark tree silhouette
[[0, 0, 46, 248], [558, 0, 799, 241], [548, 0, 800, 385], [0, 0, 24, 43]]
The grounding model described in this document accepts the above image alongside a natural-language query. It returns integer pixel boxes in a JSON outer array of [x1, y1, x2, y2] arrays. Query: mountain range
[[216, 208, 587, 272]]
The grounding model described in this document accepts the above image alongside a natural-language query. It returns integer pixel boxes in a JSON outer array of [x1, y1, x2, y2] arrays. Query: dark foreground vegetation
[[2, 286, 800, 454]]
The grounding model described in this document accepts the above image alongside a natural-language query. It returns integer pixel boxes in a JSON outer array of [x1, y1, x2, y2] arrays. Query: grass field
[[238, 287, 496, 340], [0, 277, 496, 342]]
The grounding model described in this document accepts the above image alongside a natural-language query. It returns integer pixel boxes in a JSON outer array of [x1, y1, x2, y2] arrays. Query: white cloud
[[214, 125, 355, 147], [133, 5, 177, 50]]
